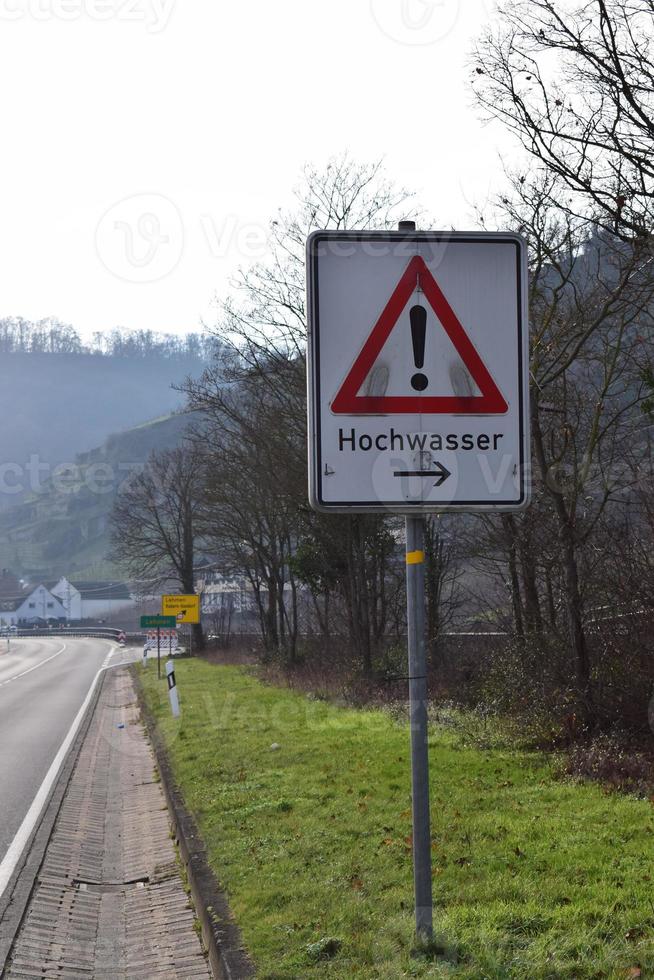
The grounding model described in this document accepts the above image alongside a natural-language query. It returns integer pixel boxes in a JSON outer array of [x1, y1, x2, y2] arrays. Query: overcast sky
[[0, 0, 516, 339]]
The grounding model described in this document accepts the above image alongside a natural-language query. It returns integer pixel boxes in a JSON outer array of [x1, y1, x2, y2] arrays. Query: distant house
[[0, 583, 66, 626], [196, 571, 261, 632], [49, 577, 134, 620], [48, 578, 81, 619], [199, 572, 254, 616]]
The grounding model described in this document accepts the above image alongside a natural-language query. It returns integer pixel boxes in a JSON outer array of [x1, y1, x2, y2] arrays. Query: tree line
[[111, 0, 654, 739], [0, 317, 218, 360]]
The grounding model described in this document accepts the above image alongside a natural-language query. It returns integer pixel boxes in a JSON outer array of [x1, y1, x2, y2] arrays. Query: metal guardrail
[[11, 627, 141, 642]]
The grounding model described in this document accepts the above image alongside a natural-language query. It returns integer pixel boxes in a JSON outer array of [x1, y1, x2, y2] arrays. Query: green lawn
[[139, 660, 654, 979]]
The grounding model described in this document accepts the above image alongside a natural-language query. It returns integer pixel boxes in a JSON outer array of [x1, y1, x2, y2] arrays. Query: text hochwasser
[[337, 428, 505, 453]]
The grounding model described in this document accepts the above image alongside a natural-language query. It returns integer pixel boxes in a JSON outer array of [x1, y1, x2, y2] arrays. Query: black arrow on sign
[[432, 462, 451, 487], [393, 462, 451, 487]]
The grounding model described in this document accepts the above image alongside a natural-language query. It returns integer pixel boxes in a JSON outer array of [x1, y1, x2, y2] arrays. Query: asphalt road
[[0, 637, 131, 864]]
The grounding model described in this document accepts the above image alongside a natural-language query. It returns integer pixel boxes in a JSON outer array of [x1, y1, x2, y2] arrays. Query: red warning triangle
[[331, 255, 508, 415]]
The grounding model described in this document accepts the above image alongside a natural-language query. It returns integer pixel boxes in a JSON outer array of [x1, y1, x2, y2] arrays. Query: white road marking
[[0, 644, 118, 900], [0, 642, 67, 689]]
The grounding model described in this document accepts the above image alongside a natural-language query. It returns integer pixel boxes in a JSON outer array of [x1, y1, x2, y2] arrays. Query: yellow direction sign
[[162, 594, 200, 624]]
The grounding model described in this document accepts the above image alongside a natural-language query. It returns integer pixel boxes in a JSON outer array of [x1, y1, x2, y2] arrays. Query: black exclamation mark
[[410, 305, 428, 392]]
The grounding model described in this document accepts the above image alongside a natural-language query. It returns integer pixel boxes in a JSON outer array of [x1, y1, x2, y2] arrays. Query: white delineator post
[[165, 659, 180, 717]]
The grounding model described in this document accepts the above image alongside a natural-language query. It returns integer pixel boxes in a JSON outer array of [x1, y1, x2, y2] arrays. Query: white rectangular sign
[[307, 230, 530, 512]]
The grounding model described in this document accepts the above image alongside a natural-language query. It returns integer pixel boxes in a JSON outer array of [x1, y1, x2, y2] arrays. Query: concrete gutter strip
[[134, 665, 255, 980]]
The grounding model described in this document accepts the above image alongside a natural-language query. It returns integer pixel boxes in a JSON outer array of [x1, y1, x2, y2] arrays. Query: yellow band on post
[[406, 550, 425, 565]]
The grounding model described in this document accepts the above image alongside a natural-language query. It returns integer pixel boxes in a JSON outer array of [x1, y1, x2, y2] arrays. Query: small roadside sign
[[306, 230, 530, 513], [141, 615, 177, 629], [162, 594, 200, 624]]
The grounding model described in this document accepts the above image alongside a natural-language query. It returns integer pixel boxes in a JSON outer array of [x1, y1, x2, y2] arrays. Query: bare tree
[[181, 157, 421, 672], [424, 516, 462, 667], [471, 174, 654, 724], [290, 506, 406, 674], [473, 0, 654, 236], [110, 446, 205, 649], [217, 154, 420, 371], [471, 0, 654, 709], [193, 364, 305, 661]]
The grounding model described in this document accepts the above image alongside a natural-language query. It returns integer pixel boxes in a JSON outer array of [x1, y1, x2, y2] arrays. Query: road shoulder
[[3, 666, 211, 979]]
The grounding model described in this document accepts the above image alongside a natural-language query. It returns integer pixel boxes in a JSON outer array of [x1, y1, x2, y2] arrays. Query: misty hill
[[0, 411, 196, 582], [0, 350, 207, 508]]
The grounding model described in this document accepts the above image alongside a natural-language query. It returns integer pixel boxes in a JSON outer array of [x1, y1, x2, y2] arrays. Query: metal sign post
[[405, 513, 432, 940], [401, 215, 433, 937], [157, 626, 161, 680]]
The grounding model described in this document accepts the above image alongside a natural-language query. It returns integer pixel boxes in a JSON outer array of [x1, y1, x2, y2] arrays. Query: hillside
[[0, 350, 206, 509], [0, 412, 195, 581]]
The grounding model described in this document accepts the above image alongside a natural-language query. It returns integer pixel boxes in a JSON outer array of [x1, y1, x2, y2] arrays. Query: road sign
[[307, 230, 530, 512], [162, 594, 200, 624], [140, 615, 176, 629]]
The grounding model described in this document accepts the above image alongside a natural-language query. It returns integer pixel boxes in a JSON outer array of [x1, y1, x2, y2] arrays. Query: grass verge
[[140, 660, 654, 979]]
